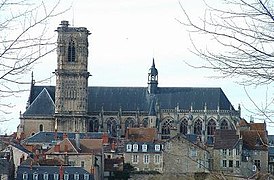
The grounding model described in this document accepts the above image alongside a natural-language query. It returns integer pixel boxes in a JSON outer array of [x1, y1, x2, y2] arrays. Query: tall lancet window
[[68, 40, 76, 62]]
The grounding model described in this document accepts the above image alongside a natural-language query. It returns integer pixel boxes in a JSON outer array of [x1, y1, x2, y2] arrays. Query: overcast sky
[[2, 0, 273, 134]]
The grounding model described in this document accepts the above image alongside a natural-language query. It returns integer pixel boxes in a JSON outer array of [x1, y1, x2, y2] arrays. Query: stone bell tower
[[54, 20, 91, 132]]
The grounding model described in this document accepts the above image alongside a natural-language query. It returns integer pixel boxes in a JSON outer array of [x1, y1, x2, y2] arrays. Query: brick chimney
[[102, 133, 109, 145]]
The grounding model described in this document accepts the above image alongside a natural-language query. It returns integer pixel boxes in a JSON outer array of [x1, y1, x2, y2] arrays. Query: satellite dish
[[252, 165, 257, 172]]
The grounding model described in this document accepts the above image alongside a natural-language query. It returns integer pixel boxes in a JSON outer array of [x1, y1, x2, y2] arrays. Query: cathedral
[[18, 21, 241, 143]]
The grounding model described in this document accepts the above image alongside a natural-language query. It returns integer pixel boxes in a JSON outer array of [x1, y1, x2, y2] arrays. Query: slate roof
[[22, 131, 106, 144], [125, 142, 163, 153], [269, 135, 274, 146], [24, 85, 235, 116], [17, 165, 93, 180], [0, 158, 10, 174], [6, 143, 32, 155], [24, 88, 55, 116], [214, 130, 240, 149]]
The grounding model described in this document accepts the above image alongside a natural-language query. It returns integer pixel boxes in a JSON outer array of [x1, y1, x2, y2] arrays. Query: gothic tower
[[54, 21, 91, 132]]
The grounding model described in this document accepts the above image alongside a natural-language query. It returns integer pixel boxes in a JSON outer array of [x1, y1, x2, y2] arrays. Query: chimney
[[59, 165, 64, 180], [75, 133, 80, 150], [102, 133, 109, 145]]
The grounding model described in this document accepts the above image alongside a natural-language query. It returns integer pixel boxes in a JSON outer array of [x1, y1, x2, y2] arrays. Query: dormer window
[[133, 144, 138, 152], [43, 173, 49, 180], [53, 173, 59, 180], [126, 144, 132, 152], [74, 173, 79, 180], [22, 173, 28, 180], [155, 144, 161, 151], [64, 173, 69, 180], [84, 174, 90, 180], [33, 173, 38, 180], [142, 144, 147, 152], [68, 40, 76, 62]]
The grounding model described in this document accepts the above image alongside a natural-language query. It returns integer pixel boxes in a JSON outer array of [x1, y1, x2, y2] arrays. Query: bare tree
[[0, 0, 69, 121], [178, 0, 274, 121], [179, 0, 274, 85]]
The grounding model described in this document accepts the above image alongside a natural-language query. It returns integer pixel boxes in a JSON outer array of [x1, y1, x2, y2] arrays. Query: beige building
[[213, 129, 242, 175], [163, 134, 210, 175], [124, 141, 163, 172]]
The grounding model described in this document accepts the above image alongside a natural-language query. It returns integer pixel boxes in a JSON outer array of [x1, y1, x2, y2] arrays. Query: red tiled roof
[[80, 139, 103, 154], [239, 119, 248, 126], [126, 128, 157, 142], [250, 123, 265, 131], [241, 130, 268, 151], [46, 138, 103, 154]]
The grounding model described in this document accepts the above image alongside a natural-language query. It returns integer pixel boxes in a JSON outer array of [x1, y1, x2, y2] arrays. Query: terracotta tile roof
[[214, 130, 240, 149], [239, 119, 248, 126], [46, 138, 103, 154], [250, 123, 266, 131], [80, 139, 103, 154], [241, 130, 268, 151], [126, 128, 157, 142], [46, 138, 78, 154]]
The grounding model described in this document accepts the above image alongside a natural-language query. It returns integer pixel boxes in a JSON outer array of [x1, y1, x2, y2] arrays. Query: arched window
[[207, 119, 216, 135], [107, 118, 117, 137], [88, 118, 99, 132], [125, 118, 135, 134], [39, 124, 43, 132], [194, 119, 202, 135], [68, 40, 75, 62], [220, 120, 229, 130], [180, 119, 188, 135], [161, 119, 173, 135]]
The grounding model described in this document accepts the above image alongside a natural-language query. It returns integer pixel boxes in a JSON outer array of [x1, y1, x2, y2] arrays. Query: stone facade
[[54, 20, 90, 133], [123, 142, 163, 172], [163, 134, 210, 174]]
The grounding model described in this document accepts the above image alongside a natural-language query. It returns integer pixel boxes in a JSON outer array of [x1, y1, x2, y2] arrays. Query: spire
[[26, 72, 35, 109], [149, 58, 158, 77], [148, 58, 158, 94]]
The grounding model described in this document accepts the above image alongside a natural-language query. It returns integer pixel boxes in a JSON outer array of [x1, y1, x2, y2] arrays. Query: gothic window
[[39, 124, 43, 132], [220, 120, 229, 130], [107, 118, 118, 137], [180, 118, 188, 135], [207, 119, 216, 135], [194, 119, 202, 135], [125, 118, 135, 134], [142, 118, 148, 128], [68, 40, 76, 62], [161, 119, 173, 135], [88, 118, 99, 132]]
